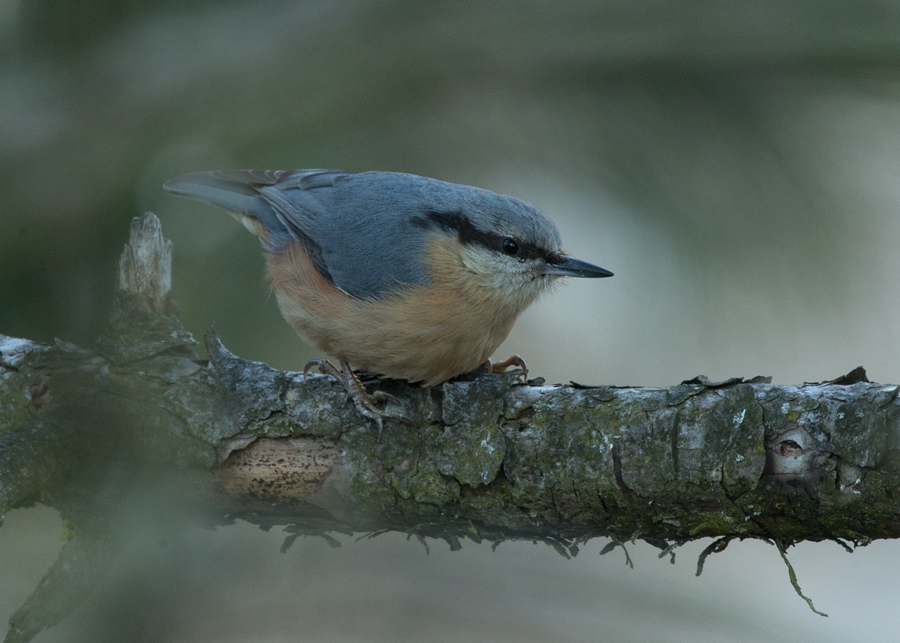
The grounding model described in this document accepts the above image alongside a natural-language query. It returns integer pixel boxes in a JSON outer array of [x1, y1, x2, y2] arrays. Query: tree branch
[[2, 213, 899, 546], [1, 213, 898, 637]]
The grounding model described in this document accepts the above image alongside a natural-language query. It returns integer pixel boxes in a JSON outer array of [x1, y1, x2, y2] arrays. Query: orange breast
[[266, 237, 527, 385]]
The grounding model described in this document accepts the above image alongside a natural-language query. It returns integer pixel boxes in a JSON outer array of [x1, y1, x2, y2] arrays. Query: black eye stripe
[[516, 242, 549, 261], [416, 210, 549, 261]]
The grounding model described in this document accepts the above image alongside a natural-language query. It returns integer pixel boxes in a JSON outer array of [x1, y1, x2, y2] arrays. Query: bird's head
[[415, 190, 612, 310]]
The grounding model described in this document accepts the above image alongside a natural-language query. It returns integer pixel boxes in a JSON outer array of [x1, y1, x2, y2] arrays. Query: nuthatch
[[164, 170, 612, 418]]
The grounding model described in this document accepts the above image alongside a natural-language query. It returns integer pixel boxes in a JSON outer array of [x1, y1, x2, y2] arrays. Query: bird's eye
[[501, 237, 519, 256]]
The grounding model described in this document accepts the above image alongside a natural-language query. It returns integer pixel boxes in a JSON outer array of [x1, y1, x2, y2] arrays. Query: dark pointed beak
[[544, 255, 614, 278]]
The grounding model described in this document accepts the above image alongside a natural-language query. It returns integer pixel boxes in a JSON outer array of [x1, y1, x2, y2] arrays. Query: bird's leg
[[483, 355, 529, 381], [303, 359, 398, 439]]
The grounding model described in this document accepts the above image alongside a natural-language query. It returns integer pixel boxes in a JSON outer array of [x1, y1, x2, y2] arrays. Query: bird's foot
[[483, 355, 528, 381], [303, 359, 400, 439]]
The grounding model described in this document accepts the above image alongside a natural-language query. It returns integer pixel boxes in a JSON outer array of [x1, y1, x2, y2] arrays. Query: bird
[[163, 169, 613, 422]]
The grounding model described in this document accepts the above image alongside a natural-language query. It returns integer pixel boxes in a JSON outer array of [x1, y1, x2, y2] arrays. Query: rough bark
[[3, 213, 898, 549], [0, 213, 897, 637]]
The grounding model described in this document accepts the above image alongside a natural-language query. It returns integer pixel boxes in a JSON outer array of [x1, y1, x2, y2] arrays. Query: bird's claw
[[483, 355, 529, 382], [302, 359, 406, 440], [370, 389, 399, 404], [302, 358, 331, 381]]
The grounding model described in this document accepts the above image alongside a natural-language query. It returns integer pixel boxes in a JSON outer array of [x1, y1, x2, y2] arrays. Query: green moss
[[689, 512, 740, 536], [389, 464, 461, 507], [0, 378, 35, 435]]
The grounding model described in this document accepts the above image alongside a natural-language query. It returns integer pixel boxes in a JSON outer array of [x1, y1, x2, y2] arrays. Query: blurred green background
[[3, 0, 900, 641]]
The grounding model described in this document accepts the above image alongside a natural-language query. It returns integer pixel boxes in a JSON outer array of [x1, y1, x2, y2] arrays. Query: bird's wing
[[165, 170, 434, 298], [297, 171, 445, 298], [165, 169, 355, 286]]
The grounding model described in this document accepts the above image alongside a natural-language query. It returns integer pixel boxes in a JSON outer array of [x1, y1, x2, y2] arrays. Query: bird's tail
[[163, 170, 289, 245], [164, 170, 281, 217]]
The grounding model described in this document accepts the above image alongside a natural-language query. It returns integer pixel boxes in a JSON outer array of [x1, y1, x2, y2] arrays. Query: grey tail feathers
[[163, 171, 331, 279], [163, 170, 299, 254], [162, 171, 273, 219]]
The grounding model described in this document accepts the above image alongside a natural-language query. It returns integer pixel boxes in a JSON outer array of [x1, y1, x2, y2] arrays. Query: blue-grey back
[[164, 170, 561, 300]]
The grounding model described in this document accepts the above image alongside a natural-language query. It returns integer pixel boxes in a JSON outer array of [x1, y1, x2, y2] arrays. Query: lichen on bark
[[1, 212, 899, 639]]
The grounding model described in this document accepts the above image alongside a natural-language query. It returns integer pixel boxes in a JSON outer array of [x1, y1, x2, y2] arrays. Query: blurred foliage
[[18, 0, 170, 54], [5, 2, 900, 641], [3, 0, 900, 379]]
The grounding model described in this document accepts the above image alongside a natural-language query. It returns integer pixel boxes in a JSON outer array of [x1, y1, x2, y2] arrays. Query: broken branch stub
[[117, 213, 173, 316]]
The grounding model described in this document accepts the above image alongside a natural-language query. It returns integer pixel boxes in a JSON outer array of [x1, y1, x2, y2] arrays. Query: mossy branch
[[3, 213, 900, 544], [1, 213, 898, 638]]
